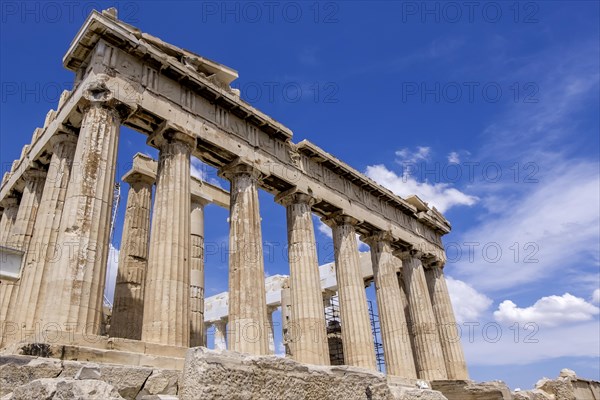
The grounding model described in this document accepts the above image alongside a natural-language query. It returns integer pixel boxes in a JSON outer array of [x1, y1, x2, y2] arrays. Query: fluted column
[[142, 126, 194, 347], [0, 197, 19, 243], [276, 190, 329, 365], [0, 197, 19, 340], [12, 132, 78, 336], [190, 199, 206, 347], [213, 319, 227, 350], [41, 87, 122, 336], [3, 168, 47, 339], [397, 259, 418, 371], [109, 172, 153, 340], [426, 264, 469, 379], [220, 161, 269, 355], [365, 232, 416, 378], [326, 214, 377, 370], [400, 252, 447, 380], [8, 169, 46, 250], [266, 305, 277, 354]]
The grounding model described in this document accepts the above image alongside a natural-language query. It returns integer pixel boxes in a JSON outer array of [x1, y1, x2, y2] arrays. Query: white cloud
[[446, 276, 493, 324], [593, 289, 600, 305], [191, 157, 224, 188], [493, 293, 599, 327], [447, 151, 461, 164], [453, 160, 600, 292], [365, 164, 478, 213], [395, 146, 431, 164], [317, 219, 332, 238], [191, 156, 207, 181]]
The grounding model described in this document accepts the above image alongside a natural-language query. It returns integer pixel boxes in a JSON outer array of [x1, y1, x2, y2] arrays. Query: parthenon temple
[[0, 9, 479, 400]]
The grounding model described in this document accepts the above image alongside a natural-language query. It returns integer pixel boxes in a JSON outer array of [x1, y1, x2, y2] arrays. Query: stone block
[[7, 378, 125, 400], [179, 347, 448, 400], [431, 380, 512, 400]]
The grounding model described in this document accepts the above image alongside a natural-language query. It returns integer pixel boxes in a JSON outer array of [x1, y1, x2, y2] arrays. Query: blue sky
[[1, 0, 599, 390]]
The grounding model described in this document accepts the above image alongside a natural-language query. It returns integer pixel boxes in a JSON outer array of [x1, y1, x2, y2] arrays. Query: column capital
[[23, 168, 47, 182], [361, 230, 393, 247], [147, 121, 196, 151], [0, 195, 19, 209], [267, 304, 279, 314], [49, 131, 78, 152], [396, 249, 424, 262], [274, 187, 316, 206], [321, 211, 360, 228], [122, 170, 155, 187], [218, 158, 262, 181]]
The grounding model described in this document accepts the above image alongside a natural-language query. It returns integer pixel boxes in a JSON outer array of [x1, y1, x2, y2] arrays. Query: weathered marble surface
[[179, 347, 448, 400]]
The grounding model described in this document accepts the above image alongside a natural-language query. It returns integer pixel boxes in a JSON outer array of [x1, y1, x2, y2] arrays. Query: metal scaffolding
[[324, 294, 385, 372]]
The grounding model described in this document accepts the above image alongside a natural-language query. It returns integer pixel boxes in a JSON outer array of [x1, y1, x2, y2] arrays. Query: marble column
[[8, 169, 46, 251], [266, 305, 277, 354], [365, 232, 416, 378], [396, 259, 418, 372], [142, 126, 194, 347], [213, 319, 227, 350], [326, 214, 377, 371], [109, 171, 153, 340], [0, 196, 19, 338], [12, 132, 78, 336], [276, 190, 329, 365], [426, 264, 469, 379], [3, 168, 47, 338], [42, 95, 121, 336], [220, 161, 269, 355], [190, 199, 206, 347], [400, 253, 447, 380], [0, 197, 19, 244]]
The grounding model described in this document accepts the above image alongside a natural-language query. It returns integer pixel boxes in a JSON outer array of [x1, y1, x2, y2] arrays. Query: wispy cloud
[[365, 164, 478, 213]]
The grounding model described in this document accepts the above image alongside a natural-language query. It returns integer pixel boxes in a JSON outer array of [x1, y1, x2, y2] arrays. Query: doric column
[[396, 259, 418, 372], [8, 169, 46, 250], [11, 132, 78, 336], [219, 161, 269, 355], [41, 83, 122, 336], [325, 214, 377, 371], [275, 190, 329, 365], [142, 124, 194, 347], [213, 319, 227, 350], [266, 305, 277, 354], [190, 198, 206, 347], [109, 171, 153, 340], [3, 168, 47, 338], [364, 232, 416, 378], [425, 264, 469, 379], [0, 197, 19, 244], [400, 252, 447, 380]]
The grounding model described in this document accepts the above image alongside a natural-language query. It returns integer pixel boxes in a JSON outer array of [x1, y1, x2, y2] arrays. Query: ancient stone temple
[[0, 8, 524, 400]]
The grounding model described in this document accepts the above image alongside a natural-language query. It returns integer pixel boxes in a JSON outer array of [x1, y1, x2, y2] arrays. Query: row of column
[[0, 92, 467, 381]]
